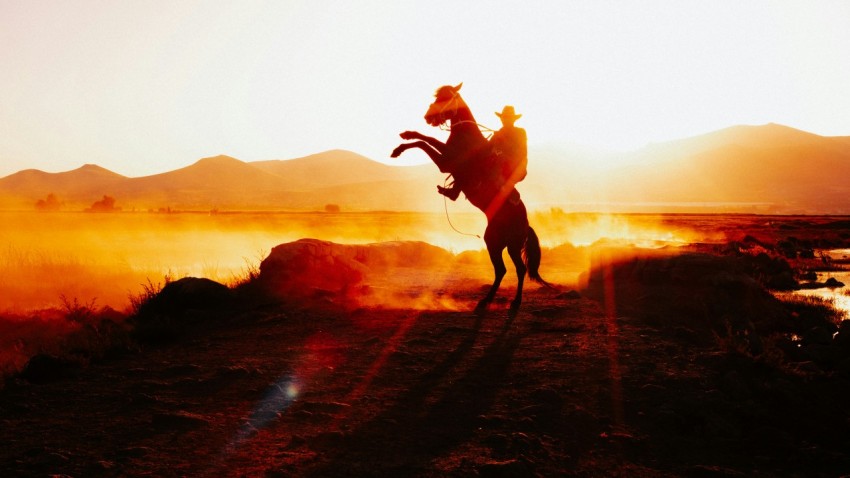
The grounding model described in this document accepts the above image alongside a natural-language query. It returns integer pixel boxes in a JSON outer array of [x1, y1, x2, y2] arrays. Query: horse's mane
[[434, 85, 456, 98]]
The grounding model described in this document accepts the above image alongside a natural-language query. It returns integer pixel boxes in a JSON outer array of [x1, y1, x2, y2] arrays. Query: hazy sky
[[2, 1, 849, 177]]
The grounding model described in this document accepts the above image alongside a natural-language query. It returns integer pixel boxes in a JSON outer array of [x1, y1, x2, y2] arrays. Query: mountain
[[517, 124, 850, 213], [1, 126, 848, 213], [250, 150, 432, 191], [592, 124, 850, 213], [0, 150, 439, 212], [0, 164, 126, 193], [0, 164, 127, 209], [116, 155, 294, 209]]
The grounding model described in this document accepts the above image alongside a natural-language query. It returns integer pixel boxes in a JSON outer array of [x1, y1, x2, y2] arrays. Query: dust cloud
[[0, 210, 714, 314]]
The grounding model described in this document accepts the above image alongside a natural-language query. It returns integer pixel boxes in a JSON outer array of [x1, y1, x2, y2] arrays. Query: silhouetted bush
[[34, 193, 62, 211], [129, 277, 233, 344], [86, 195, 121, 213]]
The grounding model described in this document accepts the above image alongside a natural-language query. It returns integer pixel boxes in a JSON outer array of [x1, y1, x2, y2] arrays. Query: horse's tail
[[523, 227, 557, 289]]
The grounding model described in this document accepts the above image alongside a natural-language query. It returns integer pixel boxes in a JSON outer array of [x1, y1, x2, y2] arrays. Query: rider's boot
[[437, 185, 461, 201]]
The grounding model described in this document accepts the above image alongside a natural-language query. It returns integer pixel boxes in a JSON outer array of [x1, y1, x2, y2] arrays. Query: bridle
[[433, 93, 495, 136], [431, 90, 461, 127]]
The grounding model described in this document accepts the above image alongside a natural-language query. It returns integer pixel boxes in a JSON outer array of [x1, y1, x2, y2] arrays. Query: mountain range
[[1, 124, 849, 213]]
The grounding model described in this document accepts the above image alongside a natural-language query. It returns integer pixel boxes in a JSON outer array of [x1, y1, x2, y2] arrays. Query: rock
[[18, 354, 79, 383], [256, 239, 453, 300], [825, 277, 845, 288], [803, 326, 834, 346], [582, 252, 793, 336], [800, 277, 846, 290], [834, 321, 850, 348], [141, 277, 232, 316]]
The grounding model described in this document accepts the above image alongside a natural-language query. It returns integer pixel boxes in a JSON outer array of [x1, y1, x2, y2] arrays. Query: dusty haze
[[0, 210, 714, 313]]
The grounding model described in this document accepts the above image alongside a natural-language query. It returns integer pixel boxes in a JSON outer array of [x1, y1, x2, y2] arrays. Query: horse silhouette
[[391, 83, 550, 317]]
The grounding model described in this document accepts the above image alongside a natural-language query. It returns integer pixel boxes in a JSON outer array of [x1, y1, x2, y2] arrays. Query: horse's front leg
[[391, 139, 452, 173], [400, 131, 447, 154]]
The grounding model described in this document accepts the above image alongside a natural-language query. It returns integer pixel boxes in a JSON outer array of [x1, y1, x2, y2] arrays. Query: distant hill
[[1, 126, 848, 213], [592, 124, 850, 213], [0, 164, 128, 210], [520, 124, 850, 214], [0, 150, 438, 212], [250, 150, 432, 191], [0, 164, 126, 196]]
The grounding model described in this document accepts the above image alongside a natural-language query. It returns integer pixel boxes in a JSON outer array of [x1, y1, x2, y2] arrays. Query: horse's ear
[[453, 82, 463, 92]]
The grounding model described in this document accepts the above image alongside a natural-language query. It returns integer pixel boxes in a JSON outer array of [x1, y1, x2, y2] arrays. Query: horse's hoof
[[508, 301, 521, 319], [390, 146, 404, 158], [399, 131, 417, 140], [474, 301, 489, 316]]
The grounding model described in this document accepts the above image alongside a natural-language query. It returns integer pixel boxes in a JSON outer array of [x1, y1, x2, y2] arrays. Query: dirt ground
[[2, 278, 849, 477], [3, 214, 850, 477]]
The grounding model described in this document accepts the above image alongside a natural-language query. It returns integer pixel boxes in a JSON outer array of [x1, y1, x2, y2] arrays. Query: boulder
[[143, 277, 232, 315], [256, 239, 453, 300], [582, 252, 793, 338], [19, 354, 80, 383]]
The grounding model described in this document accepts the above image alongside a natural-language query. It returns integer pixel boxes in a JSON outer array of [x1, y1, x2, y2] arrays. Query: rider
[[438, 105, 528, 202]]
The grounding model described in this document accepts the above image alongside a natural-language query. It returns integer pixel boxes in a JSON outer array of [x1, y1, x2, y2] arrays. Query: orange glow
[[0, 210, 716, 314], [530, 210, 722, 248]]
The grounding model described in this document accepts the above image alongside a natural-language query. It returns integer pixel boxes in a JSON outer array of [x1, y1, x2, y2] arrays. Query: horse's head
[[424, 83, 466, 127]]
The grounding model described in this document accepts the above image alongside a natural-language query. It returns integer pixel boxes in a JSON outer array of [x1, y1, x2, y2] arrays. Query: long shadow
[[303, 312, 521, 476]]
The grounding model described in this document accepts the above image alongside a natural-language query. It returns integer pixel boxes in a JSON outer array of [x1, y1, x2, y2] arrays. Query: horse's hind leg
[[507, 240, 527, 318], [475, 243, 506, 316]]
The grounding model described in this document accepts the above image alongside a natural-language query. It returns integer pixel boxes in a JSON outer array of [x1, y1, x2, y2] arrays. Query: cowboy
[[438, 105, 528, 201], [490, 105, 528, 188]]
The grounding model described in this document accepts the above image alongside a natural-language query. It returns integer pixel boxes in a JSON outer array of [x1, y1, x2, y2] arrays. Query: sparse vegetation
[[128, 274, 173, 317], [34, 193, 62, 211], [86, 195, 120, 213], [59, 295, 98, 326], [0, 297, 133, 386], [227, 251, 265, 289], [781, 294, 845, 327]]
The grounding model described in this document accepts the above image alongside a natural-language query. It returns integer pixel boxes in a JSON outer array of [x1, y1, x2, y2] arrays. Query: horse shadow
[[303, 313, 522, 476]]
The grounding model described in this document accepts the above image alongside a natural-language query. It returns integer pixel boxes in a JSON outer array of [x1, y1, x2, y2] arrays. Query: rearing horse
[[391, 83, 549, 317]]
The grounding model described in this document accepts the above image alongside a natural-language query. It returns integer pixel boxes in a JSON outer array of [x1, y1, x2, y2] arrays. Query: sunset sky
[[2, 1, 849, 177]]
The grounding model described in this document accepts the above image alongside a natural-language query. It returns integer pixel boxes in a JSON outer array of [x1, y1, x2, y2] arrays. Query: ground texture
[[2, 276, 850, 477]]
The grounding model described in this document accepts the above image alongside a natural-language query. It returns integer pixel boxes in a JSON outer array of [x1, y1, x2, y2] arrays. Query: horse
[[391, 83, 550, 317]]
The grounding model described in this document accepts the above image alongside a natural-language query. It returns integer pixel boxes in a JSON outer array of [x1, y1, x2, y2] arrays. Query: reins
[[438, 120, 496, 139], [435, 91, 493, 239], [442, 175, 481, 239]]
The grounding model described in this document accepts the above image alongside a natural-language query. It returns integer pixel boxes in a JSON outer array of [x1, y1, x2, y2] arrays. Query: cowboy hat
[[495, 105, 522, 121]]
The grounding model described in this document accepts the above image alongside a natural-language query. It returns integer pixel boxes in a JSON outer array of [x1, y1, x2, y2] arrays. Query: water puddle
[[784, 268, 850, 320]]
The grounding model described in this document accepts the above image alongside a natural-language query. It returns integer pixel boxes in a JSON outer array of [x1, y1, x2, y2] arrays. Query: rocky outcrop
[[255, 239, 454, 301], [583, 252, 793, 348]]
